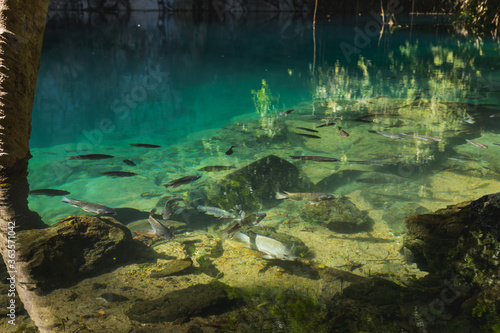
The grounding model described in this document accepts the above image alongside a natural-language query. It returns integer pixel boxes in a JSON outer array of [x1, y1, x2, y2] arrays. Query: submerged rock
[[126, 281, 230, 323], [300, 196, 374, 233], [382, 202, 429, 235], [16, 215, 152, 294], [149, 258, 193, 278], [204, 154, 315, 212]]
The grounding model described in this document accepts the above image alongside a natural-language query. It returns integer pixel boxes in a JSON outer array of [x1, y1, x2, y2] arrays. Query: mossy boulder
[[204, 155, 315, 212], [16, 215, 152, 294], [299, 196, 374, 233], [126, 281, 231, 323]]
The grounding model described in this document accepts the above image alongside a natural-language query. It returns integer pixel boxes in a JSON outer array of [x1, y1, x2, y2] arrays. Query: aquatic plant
[[251, 79, 282, 138]]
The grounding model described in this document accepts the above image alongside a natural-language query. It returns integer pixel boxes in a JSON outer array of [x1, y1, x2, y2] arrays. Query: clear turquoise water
[[29, 14, 500, 231]]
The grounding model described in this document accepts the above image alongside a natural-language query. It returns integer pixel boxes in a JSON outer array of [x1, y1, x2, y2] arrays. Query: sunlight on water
[[23, 13, 500, 331]]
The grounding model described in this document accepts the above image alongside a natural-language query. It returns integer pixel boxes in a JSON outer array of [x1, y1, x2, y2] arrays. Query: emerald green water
[[20, 13, 500, 332]]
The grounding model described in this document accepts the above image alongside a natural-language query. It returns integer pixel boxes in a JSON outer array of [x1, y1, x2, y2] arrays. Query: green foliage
[[251, 79, 281, 138], [448, 0, 500, 35], [472, 298, 500, 332]]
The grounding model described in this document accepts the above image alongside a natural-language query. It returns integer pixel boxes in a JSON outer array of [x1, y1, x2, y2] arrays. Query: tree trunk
[[0, 0, 52, 331]]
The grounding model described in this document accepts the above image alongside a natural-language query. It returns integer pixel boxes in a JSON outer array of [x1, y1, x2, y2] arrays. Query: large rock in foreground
[[205, 155, 315, 212], [16, 215, 150, 294], [126, 282, 231, 323]]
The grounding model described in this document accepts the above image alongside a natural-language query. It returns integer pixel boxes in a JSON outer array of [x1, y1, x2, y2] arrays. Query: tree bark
[[0, 0, 52, 331]]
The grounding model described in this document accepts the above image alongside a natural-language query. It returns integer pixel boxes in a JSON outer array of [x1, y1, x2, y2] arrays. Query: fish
[[140, 191, 163, 198], [163, 175, 201, 188], [369, 153, 403, 159], [348, 160, 397, 166], [295, 133, 321, 139], [148, 209, 174, 239], [312, 116, 343, 121], [163, 197, 184, 219], [29, 189, 71, 197], [466, 139, 488, 148], [225, 146, 235, 155], [296, 127, 319, 133], [356, 113, 400, 120], [382, 76, 400, 80], [338, 127, 349, 137], [371, 96, 388, 99], [276, 191, 337, 203], [316, 122, 336, 128], [62, 197, 116, 215], [66, 154, 114, 160], [226, 212, 267, 235], [398, 133, 442, 142], [457, 130, 481, 134], [197, 205, 237, 219], [100, 171, 138, 177], [280, 109, 296, 115], [129, 143, 161, 148], [490, 113, 500, 118], [289, 156, 340, 162], [233, 232, 297, 260], [198, 165, 236, 172], [492, 143, 500, 146], [123, 159, 137, 166], [368, 130, 405, 139]]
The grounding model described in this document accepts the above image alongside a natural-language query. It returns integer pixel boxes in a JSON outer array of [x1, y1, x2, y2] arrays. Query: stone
[[16, 215, 154, 294], [126, 281, 230, 323], [300, 196, 374, 233], [204, 155, 315, 212], [149, 258, 193, 278], [382, 202, 429, 235]]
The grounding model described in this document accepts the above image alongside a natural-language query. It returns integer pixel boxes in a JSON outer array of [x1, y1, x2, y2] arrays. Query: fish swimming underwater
[[100, 171, 138, 177], [280, 109, 296, 115], [276, 191, 337, 203], [123, 159, 137, 166], [295, 133, 321, 139], [290, 156, 340, 162], [398, 133, 442, 142], [62, 197, 116, 215], [163, 175, 201, 188], [129, 143, 161, 148], [198, 165, 236, 172], [316, 122, 336, 128], [226, 212, 267, 236], [338, 127, 349, 137], [163, 196, 184, 219], [233, 232, 297, 260], [29, 189, 70, 197], [466, 139, 488, 148], [149, 209, 175, 239], [225, 146, 235, 155], [66, 154, 114, 160], [368, 130, 405, 139], [197, 205, 237, 219], [296, 127, 319, 133]]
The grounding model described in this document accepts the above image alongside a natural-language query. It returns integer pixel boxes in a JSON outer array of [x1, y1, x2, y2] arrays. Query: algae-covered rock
[[16, 215, 151, 294], [300, 196, 374, 233], [205, 155, 315, 212], [403, 192, 500, 281], [149, 258, 193, 278], [126, 281, 231, 323]]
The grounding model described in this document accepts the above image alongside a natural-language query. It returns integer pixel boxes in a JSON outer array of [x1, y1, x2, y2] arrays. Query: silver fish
[[62, 197, 116, 215], [348, 160, 398, 166], [398, 133, 442, 142], [233, 232, 297, 260], [163, 197, 184, 219], [466, 139, 488, 148], [197, 205, 237, 219], [276, 191, 337, 203], [368, 130, 405, 139], [226, 212, 267, 235], [149, 209, 174, 239]]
